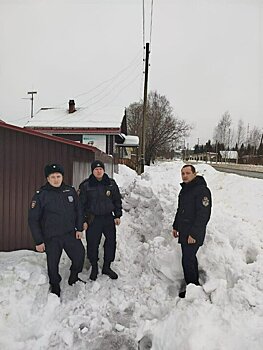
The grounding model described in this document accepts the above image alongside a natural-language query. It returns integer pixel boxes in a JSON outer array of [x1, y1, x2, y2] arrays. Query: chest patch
[[106, 190, 111, 197], [68, 195, 74, 203], [202, 196, 210, 207]]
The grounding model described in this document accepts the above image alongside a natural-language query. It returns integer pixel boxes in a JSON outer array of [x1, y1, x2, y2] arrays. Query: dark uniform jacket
[[79, 174, 122, 222], [173, 175, 212, 246], [28, 183, 83, 245]]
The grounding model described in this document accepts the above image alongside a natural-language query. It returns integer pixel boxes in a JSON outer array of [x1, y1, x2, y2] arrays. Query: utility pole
[[139, 42, 150, 175], [27, 91, 37, 118]]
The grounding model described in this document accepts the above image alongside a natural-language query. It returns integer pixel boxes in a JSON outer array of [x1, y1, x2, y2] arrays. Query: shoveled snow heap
[[0, 161, 262, 350]]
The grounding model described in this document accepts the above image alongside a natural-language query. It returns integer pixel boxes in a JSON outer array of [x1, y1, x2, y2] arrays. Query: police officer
[[172, 164, 212, 298], [79, 160, 122, 281], [28, 164, 85, 297]]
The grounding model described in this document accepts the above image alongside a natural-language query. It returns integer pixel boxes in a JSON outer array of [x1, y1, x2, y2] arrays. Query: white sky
[[0, 0, 262, 147]]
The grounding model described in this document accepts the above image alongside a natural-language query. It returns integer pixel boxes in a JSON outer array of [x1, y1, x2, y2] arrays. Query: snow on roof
[[24, 106, 125, 129], [117, 134, 139, 146]]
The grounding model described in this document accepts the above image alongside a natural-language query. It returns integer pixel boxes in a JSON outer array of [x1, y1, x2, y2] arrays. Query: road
[[212, 165, 263, 179]]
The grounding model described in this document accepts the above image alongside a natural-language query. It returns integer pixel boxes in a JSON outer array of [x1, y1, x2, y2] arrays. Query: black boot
[[102, 261, 118, 280], [90, 263, 98, 281], [179, 290, 186, 298], [68, 271, 86, 286], [50, 283, 61, 297]]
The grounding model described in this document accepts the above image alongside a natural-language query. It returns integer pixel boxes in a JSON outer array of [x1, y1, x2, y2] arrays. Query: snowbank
[[0, 161, 262, 350]]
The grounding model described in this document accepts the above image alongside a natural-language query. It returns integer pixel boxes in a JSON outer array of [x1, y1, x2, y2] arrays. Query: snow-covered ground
[[0, 161, 263, 350]]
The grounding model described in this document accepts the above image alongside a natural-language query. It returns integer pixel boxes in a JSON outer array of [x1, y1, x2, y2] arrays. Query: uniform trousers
[[45, 233, 85, 285], [181, 244, 200, 285], [86, 214, 116, 264]]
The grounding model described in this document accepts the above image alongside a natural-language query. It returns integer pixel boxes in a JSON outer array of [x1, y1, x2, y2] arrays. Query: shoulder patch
[[31, 200, 37, 209], [202, 196, 210, 207]]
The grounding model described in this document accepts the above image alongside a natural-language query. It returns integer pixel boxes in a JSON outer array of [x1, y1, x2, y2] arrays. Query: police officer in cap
[[172, 164, 212, 298], [79, 160, 122, 281], [28, 164, 85, 297]]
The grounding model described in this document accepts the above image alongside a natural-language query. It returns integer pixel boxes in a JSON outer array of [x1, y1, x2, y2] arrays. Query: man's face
[[181, 166, 196, 183], [47, 172, 63, 187], [93, 167, 104, 180]]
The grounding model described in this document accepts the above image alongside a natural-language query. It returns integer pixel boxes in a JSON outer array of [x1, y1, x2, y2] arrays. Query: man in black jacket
[[172, 164, 212, 298], [28, 164, 85, 297], [79, 160, 122, 281]]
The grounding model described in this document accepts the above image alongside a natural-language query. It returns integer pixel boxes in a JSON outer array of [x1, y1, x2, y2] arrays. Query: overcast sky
[[1, 0, 262, 147]]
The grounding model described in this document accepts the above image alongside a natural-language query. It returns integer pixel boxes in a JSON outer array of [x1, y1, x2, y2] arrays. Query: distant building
[[219, 150, 238, 163]]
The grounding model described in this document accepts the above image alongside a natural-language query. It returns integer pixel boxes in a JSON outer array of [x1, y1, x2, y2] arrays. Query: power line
[[142, 0, 154, 48], [53, 50, 142, 108], [142, 0, 145, 47], [149, 0, 154, 47], [76, 60, 142, 109], [75, 73, 142, 121], [46, 71, 142, 126]]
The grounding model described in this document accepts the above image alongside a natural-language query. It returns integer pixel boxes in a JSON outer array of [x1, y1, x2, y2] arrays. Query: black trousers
[[86, 215, 116, 264], [181, 244, 200, 285], [45, 233, 85, 285]]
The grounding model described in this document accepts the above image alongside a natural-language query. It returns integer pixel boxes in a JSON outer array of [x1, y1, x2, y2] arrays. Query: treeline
[[194, 139, 263, 156], [194, 111, 263, 156]]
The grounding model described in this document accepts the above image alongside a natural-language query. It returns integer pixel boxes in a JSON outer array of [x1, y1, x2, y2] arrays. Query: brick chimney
[[68, 100, 76, 113]]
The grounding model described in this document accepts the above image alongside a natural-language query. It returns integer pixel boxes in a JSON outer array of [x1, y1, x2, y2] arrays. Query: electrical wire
[[72, 73, 142, 122], [50, 71, 142, 126], [76, 60, 142, 110], [53, 50, 142, 108], [142, 0, 145, 48], [150, 0, 154, 47]]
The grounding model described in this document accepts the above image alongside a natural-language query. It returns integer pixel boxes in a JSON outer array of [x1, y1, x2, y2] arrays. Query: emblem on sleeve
[[106, 190, 111, 197], [31, 201, 36, 209], [202, 196, 209, 207], [68, 196, 74, 202]]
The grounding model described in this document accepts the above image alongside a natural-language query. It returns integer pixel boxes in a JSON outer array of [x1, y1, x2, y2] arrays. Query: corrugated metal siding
[[0, 125, 113, 251]]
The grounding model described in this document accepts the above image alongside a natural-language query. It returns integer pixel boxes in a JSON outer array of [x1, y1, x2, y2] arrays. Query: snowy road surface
[[0, 161, 262, 350]]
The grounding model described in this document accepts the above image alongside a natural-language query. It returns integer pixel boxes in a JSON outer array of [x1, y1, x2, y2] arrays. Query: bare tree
[[235, 119, 246, 148], [248, 126, 262, 154], [126, 91, 191, 165], [213, 111, 232, 148]]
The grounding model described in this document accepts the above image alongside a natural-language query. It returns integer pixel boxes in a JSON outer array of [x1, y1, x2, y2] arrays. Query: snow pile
[[0, 162, 263, 350]]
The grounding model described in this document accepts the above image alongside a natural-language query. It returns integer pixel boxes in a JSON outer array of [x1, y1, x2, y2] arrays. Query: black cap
[[91, 160, 105, 172], [44, 164, 64, 177]]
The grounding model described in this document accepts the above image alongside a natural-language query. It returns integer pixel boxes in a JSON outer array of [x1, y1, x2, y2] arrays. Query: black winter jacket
[[28, 183, 83, 245], [173, 176, 212, 246], [79, 174, 122, 220]]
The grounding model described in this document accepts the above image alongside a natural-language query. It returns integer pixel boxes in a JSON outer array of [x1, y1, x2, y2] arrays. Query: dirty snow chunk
[[81, 327, 89, 335], [185, 284, 209, 301], [152, 236, 165, 247], [203, 279, 221, 294], [101, 317, 112, 332], [91, 281, 101, 293], [81, 326, 89, 334], [115, 323, 125, 332], [16, 269, 31, 281], [30, 271, 47, 285]]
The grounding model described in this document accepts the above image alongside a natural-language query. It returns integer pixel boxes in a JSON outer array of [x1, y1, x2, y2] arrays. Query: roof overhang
[[25, 127, 121, 135]]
